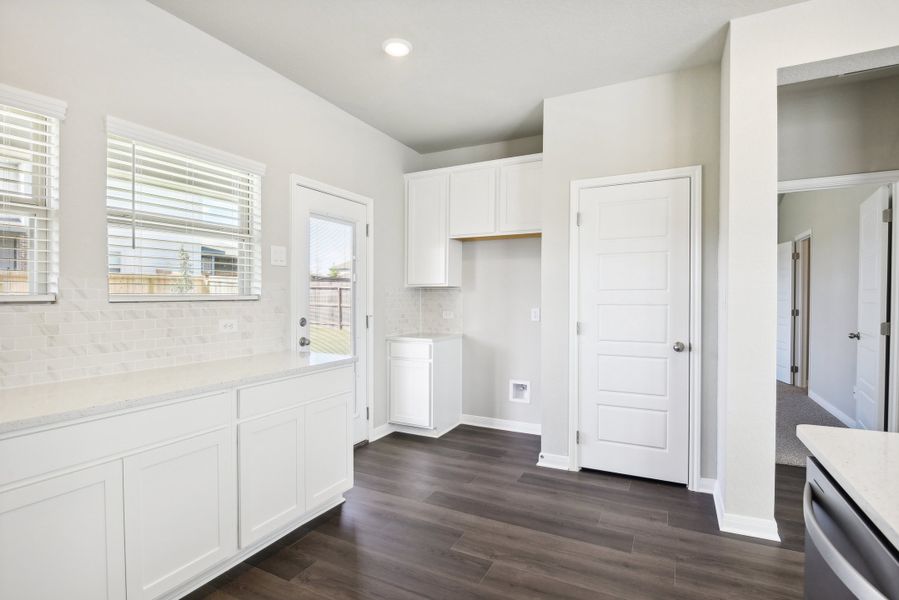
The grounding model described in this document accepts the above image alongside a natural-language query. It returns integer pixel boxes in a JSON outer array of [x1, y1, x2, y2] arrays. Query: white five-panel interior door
[[576, 176, 691, 484]]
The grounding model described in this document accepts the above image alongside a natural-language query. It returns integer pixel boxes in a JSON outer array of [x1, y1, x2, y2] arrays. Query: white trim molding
[[460, 414, 541, 435], [370, 424, 394, 442], [568, 165, 704, 490], [106, 116, 266, 175], [696, 477, 717, 495], [807, 390, 859, 429], [536, 452, 571, 471], [779, 170, 899, 194], [713, 481, 781, 541], [0, 83, 67, 119]]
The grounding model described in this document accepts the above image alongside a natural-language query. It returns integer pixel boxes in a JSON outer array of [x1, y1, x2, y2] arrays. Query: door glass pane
[[308, 215, 354, 356]]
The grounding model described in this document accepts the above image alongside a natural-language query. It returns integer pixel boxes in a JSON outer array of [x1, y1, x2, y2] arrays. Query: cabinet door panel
[[499, 161, 542, 233], [238, 407, 304, 547], [407, 174, 449, 286], [389, 358, 432, 427], [450, 167, 496, 237], [305, 393, 352, 509], [124, 429, 236, 600], [0, 462, 126, 600]]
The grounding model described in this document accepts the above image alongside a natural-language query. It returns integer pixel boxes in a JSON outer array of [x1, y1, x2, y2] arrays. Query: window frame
[[0, 84, 66, 303], [104, 117, 265, 303]]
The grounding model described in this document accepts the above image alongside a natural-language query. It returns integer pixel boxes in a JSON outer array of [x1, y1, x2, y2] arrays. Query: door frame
[[792, 232, 811, 389], [568, 165, 703, 491], [289, 174, 374, 443], [779, 169, 899, 433]]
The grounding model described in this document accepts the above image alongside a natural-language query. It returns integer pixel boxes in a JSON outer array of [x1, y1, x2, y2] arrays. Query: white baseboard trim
[[712, 481, 781, 541], [807, 390, 858, 428], [370, 423, 395, 442], [536, 452, 571, 470], [695, 477, 717, 494], [460, 414, 541, 435], [390, 422, 458, 439]]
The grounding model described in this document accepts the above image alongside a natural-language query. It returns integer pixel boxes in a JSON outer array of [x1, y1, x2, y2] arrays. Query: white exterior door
[[854, 186, 890, 430], [577, 177, 691, 484], [293, 184, 368, 444], [776, 241, 795, 384]]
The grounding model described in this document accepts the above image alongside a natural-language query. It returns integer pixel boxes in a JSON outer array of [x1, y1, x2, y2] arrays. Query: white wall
[[779, 75, 899, 180], [718, 0, 899, 531], [0, 0, 420, 432], [417, 135, 543, 170], [778, 185, 880, 424], [460, 238, 542, 425], [540, 64, 721, 475]]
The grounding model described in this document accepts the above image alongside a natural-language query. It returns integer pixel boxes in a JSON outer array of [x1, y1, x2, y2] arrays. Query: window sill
[[0, 294, 57, 304], [107, 294, 261, 303]]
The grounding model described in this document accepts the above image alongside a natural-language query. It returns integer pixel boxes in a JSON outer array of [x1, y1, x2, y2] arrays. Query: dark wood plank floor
[[186, 425, 806, 599]]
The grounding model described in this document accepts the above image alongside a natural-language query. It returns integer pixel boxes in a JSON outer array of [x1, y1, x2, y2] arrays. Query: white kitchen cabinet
[[123, 427, 237, 600], [388, 334, 461, 436], [499, 159, 542, 233], [0, 462, 126, 600], [406, 173, 461, 287], [449, 166, 497, 237], [305, 392, 353, 508], [238, 406, 305, 547]]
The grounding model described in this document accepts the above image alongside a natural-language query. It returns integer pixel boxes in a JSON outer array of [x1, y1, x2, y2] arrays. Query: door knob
[[848, 332, 861, 340], [299, 336, 311, 347], [672, 341, 686, 352]]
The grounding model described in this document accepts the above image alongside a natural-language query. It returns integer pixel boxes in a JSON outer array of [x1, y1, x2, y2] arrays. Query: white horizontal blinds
[[106, 134, 262, 299], [0, 103, 60, 298]]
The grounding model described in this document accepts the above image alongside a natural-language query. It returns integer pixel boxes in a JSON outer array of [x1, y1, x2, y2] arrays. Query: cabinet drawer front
[[0, 392, 231, 488], [237, 366, 353, 419], [389, 341, 431, 360]]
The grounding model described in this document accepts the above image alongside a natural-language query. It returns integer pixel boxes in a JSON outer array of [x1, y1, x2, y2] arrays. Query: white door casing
[[291, 179, 370, 445], [575, 175, 692, 484], [854, 186, 890, 430], [776, 241, 795, 385]]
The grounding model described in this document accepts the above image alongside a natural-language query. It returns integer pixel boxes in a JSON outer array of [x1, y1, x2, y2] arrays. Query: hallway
[[776, 382, 846, 466]]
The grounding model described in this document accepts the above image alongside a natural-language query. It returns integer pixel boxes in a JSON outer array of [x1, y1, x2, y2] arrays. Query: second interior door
[[577, 176, 691, 484]]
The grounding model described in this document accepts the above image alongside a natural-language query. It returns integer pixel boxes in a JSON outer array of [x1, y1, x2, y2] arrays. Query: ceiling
[[778, 45, 899, 89], [150, 0, 804, 153]]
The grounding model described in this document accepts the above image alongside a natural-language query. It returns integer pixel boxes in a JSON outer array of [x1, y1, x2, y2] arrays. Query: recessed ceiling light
[[382, 38, 412, 58]]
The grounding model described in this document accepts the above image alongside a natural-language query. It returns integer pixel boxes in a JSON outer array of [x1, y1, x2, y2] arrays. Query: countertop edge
[[0, 355, 356, 436], [797, 425, 899, 551]]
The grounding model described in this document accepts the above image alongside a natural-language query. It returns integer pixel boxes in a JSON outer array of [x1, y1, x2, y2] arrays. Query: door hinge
[[790, 365, 799, 374], [576, 212, 582, 227], [792, 251, 800, 260], [576, 321, 583, 335], [365, 315, 371, 329], [366, 406, 370, 420], [576, 430, 580, 444], [883, 209, 893, 223], [791, 308, 799, 317], [881, 321, 891, 336], [366, 223, 370, 237]]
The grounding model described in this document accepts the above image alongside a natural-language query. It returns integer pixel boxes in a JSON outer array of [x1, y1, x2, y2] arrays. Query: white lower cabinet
[[238, 406, 305, 547], [0, 462, 126, 600], [305, 393, 352, 508], [389, 358, 432, 427], [123, 428, 236, 600], [388, 336, 461, 435]]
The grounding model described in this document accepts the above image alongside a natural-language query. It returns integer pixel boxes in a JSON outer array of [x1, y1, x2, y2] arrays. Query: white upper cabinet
[[449, 167, 496, 237], [406, 173, 461, 287], [499, 159, 542, 233]]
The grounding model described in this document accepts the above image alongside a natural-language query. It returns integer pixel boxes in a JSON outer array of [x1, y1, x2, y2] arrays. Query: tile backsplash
[[420, 288, 463, 333], [0, 277, 287, 389]]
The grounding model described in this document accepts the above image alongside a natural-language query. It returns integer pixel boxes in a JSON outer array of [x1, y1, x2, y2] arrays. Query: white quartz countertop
[[0, 351, 354, 434], [798, 424, 899, 550], [387, 332, 462, 342]]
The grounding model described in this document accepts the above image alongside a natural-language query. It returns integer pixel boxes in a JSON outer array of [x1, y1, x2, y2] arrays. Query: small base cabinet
[[0, 462, 126, 600], [388, 335, 461, 436], [0, 362, 355, 600]]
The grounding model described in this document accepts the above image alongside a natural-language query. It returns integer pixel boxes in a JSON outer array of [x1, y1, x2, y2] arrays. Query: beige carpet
[[777, 381, 846, 466]]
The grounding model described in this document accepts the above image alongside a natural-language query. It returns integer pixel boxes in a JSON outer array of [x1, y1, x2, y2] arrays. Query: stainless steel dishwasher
[[805, 457, 899, 599]]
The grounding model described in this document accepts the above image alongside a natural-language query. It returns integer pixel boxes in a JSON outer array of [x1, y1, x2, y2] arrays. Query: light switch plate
[[270, 245, 287, 266], [530, 308, 541, 322], [442, 311, 454, 320], [218, 319, 238, 333]]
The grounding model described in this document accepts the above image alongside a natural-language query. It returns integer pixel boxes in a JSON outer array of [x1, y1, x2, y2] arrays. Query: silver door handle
[[848, 332, 861, 340], [803, 483, 887, 600], [672, 341, 685, 352]]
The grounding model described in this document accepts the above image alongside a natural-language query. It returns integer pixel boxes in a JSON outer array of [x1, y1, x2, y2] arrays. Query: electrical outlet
[[442, 311, 454, 320], [218, 319, 238, 333], [530, 308, 541, 322]]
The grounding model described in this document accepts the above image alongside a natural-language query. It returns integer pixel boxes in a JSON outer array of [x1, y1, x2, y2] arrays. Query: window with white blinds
[[105, 118, 264, 300], [0, 85, 65, 301]]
